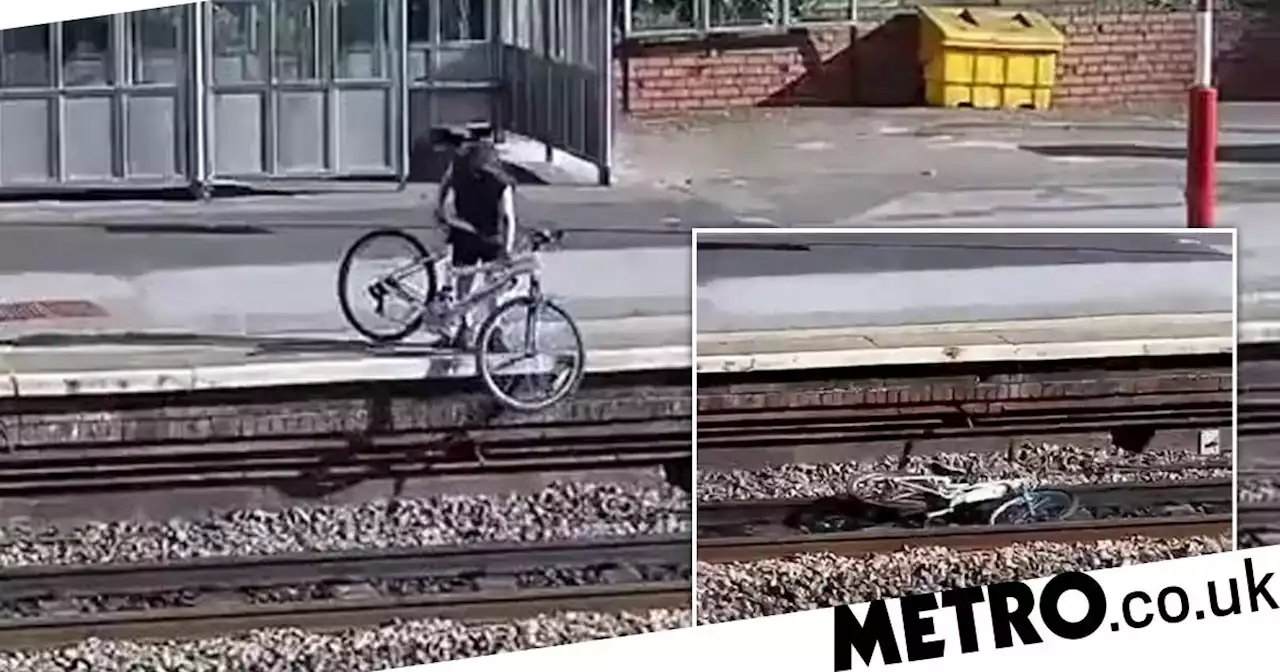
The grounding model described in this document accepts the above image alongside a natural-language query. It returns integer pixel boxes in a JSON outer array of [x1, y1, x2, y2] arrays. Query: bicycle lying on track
[[336, 226, 586, 413], [796, 462, 1079, 533]]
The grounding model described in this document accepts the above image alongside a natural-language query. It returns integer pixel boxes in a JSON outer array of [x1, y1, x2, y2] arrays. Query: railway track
[[1239, 505, 1280, 547], [697, 515, 1231, 563], [0, 535, 691, 600], [1236, 352, 1280, 547], [0, 536, 693, 649], [0, 582, 690, 649], [698, 356, 1231, 455], [697, 477, 1232, 538], [0, 421, 690, 496], [0, 371, 693, 497]]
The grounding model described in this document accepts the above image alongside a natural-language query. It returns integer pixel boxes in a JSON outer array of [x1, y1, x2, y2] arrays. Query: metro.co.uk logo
[[834, 558, 1278, 668]]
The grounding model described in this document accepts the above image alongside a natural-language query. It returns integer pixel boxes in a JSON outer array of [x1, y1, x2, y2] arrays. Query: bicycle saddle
[[429, 127, 467, 148], [927, 462, 966, 478]]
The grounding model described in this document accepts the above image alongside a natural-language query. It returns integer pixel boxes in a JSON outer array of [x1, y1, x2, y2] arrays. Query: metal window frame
[[0, 15, 192, 188], [619, 0, 859, 39]]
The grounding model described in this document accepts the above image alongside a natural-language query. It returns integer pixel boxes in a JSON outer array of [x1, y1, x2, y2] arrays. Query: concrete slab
[[697, 313, 1233, 357], [0, 247, 690, 340], [0, 344, 693, 398], [695, 259, 1234, 333], [1, 312, 1231, 398], [697, 335, 1231, 374]]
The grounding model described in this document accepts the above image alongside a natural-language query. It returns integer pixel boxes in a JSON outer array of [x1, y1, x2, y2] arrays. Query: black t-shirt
[[449, 143, 514, 239]]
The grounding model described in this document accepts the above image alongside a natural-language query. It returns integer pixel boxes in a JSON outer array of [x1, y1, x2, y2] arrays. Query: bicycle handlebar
[[527, 228, 564, 251]]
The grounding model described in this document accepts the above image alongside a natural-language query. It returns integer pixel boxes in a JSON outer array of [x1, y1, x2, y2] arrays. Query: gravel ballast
[[697, 534, 1231, 624], [698, 443, 1229, 503], [0, 482, 691, 568], [0, 609, 692, 672]]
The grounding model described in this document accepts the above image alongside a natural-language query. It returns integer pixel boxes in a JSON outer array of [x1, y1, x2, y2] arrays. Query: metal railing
[[620, 0, 858, 38]]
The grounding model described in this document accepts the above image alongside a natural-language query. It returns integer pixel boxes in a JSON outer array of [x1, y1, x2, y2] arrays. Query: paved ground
[[695, 231, 1232, 279], [0, 102, 1273, 353]]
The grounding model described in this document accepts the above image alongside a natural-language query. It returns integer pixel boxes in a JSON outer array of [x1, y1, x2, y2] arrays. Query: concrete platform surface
[[0, 229, 1239, 394], [696, 258, 1235, 333], [696, 313, 1233, 374], [1, 312, 1231, 397]]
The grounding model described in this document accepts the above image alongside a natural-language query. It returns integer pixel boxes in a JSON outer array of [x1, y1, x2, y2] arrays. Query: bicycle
[[850, 462, 1080, 526], [335, 225, 586, 413]]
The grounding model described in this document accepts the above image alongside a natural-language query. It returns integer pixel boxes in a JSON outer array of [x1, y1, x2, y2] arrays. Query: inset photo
[[1239, 321, 1280, 548], [693, 228, 1237, 625]]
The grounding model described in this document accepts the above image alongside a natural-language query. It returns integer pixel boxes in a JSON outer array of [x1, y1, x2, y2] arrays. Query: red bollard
[[1186, 85, 1218, 228]]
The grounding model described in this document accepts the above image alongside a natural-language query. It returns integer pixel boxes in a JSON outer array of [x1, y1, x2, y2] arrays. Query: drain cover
[[0, 300, 108, 322]]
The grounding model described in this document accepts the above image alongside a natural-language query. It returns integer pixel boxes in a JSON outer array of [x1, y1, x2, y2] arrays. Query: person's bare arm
[[433, 161, 454, 226], [498, 185, 516, 254]]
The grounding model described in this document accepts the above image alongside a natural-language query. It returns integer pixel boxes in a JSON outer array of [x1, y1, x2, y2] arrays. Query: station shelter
[[0, 0, 614, 193]]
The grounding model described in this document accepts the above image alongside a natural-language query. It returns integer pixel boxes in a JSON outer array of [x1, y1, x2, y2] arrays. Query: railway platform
[[0, 231, 1238, 396]]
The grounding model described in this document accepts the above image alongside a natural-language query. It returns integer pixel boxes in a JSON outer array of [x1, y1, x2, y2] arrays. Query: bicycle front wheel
[[337, 228, 438, 343], [475, 296, 586, 412], [988, 489, 1079, 526]]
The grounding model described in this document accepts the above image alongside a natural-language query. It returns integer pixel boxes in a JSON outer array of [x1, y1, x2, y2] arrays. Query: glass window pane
[[408, 0, 433, 43], [790, 0, 852, 23], [212, 1, 267, 83], [517, 0, 540, 50], [338, 0, 386, 79], [131, 7, 184, 84], [710, 0, 777, 29], [274, 0, 319, 80], [1, 25, 52, 88], [442, 0, 486, 41], [629, 0, 695, 32], [62, 17, 113, 86]]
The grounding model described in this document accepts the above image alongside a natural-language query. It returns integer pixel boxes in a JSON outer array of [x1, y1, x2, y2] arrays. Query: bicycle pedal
[[368, 286, 388, 316]]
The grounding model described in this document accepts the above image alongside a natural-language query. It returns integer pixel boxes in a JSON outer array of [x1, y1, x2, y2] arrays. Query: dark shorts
[[449, 230, 501, 266]]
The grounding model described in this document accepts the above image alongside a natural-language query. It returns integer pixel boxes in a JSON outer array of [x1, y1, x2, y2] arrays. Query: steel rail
[[696, 515, 1232, 563], [1236, 504, 1280, 527], [697, 478, 1233, 531], [0, 422, 692, 495], [0, 582, 692, 649], [0, 535, 692, 600], [698, 408, 1230, 448]]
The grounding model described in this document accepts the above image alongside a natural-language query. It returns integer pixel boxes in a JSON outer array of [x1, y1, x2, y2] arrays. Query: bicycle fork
[[521, 288, 543, 355]]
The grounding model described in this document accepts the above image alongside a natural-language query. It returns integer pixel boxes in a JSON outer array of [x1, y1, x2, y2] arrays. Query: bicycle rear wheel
[[988, 489, 1079, 526], [475, 296, 586, 412], [337, 228, 438, 343]]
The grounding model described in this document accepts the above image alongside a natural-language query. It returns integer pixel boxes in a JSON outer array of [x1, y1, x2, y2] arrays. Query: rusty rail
[[0, 535, 691, 600], [0, 419, 691, 496], [696, 515, 1231, 563], [1237, 504, 1280, 548], [0, 581, 691, 649]]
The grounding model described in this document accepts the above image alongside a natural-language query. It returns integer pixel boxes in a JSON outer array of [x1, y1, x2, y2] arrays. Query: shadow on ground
[[1023, 143, 1280, 163]]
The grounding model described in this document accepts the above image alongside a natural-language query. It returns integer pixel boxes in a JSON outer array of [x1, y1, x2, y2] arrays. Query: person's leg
[[469, 243, 518, 352], [449, 241, 482, 347]]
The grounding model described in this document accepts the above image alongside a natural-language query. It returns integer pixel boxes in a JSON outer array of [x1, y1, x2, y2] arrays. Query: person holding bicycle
[[432, 128, 518, 347], [337, 127, 586, 412]]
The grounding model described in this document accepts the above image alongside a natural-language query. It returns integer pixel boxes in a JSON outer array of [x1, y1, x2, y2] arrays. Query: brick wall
[[616, 28, 860, 113], [1052, 7, 1194, 106], [616, 0, 1207, 115]]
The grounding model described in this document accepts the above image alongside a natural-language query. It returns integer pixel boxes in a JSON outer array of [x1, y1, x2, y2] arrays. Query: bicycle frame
[[433, 253, 541, 323], [866, 474, 1031, 520], [872, 475, 956, 499], [373, 249, 542, 338]]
